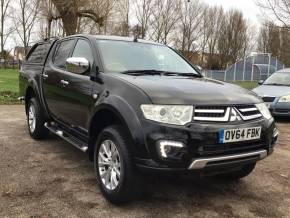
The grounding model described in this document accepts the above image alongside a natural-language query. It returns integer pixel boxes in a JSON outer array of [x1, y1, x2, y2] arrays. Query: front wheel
[[94, 125, 143, 204]]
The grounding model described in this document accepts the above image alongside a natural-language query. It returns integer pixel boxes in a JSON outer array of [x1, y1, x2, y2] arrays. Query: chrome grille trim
[[193, 105, 262, 122], [239, 113, 262, 121], [194, 107, 230, 122], [194, 109, 225, 113], [239, 107, 258, 112]]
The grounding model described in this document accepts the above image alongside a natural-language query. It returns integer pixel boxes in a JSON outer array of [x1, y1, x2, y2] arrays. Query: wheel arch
[[88, 101, 147, 161], [25, 86, 37, 113]]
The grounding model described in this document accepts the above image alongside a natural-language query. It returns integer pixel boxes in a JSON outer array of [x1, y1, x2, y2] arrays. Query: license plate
[[219, 127, 261, 143]]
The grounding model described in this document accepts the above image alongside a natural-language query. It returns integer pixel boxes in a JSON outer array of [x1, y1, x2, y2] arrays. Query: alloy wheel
[[28, 104, 36, 133], [98, 140, 121, 190]]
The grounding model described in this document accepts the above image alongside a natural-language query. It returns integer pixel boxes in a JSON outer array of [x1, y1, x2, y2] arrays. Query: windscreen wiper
[[163, 72, 202, 78], [121, 70, 165, 75], [264, 83, 287, 86], [122, 70, 201, 77]]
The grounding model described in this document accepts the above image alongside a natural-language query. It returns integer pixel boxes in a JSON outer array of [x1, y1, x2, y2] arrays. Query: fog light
[[158, 140, 184, 158], [272, 128, 279, 146], [273, 128, 279, 138]]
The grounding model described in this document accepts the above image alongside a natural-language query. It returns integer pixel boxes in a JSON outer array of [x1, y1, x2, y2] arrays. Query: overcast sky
[[203, 0, 263, 26]]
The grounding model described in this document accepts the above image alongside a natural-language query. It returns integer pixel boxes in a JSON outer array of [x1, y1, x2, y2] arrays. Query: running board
[[44, 122, 88, 152]]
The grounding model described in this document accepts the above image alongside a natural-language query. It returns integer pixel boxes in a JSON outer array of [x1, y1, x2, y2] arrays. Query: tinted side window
[[72, 39, 94, 66], [27, 43, 51, 64], [53, 39, 74, 69]]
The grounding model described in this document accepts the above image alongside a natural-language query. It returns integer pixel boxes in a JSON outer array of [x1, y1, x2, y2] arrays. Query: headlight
[[278, 95, 290, 103], [140, 105, 193, 125], [255, 103, 272, 120]]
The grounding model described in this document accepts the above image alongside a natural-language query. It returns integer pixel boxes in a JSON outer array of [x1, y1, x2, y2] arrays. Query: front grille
[[194, 106, 227, 119], [262, 96, 276, 102], [235, 105, 262, 121], [197, 140, 265, 156], [193, 105, 262, 122]]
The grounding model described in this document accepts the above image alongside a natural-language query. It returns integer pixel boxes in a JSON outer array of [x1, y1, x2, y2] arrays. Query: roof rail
[[43, 36, 59, 41]]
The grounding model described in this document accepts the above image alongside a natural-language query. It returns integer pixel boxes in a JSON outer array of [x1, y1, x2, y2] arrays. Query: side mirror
[[258, 80, 264, 85], [65, 57, 89, 74]]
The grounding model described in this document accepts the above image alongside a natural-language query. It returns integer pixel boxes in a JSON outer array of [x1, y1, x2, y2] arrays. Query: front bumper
[[136, 118, 278, 172]]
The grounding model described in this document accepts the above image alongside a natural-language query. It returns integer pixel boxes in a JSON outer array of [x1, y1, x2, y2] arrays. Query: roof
[[66, 34, 164, 46], [276, 68, 290, 73]]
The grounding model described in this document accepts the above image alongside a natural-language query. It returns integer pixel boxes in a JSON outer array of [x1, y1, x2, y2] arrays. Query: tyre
[[26, 97, 49, 139], [215, 163, 256, 180], [94, 125, 142, 204]]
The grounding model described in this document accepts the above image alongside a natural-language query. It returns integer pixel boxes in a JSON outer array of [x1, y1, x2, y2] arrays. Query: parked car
[[252, 69, 290, 117], [19, 34, 278, 204]]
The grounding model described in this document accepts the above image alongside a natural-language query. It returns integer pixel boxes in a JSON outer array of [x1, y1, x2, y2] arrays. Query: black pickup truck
[[19, 34, 278, 204]]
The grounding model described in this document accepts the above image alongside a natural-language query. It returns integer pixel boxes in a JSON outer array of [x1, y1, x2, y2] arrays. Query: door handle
[[43, 73, 48, 79], [60, 80, 69, 86]]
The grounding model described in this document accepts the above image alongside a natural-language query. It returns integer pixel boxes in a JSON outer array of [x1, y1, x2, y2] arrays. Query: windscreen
[[264, 72, 290, 86], [96, 40, 198, 75]]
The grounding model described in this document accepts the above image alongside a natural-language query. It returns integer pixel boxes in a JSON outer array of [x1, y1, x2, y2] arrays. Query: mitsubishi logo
[[229, 108, 242, 122]]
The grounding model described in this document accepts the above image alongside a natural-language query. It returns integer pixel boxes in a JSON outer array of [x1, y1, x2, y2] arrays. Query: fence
[[0, 60, 20, 69], [203, 53, 285, 82]]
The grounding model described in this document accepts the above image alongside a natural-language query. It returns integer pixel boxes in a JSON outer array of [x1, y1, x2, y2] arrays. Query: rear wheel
[[26, 98, 49, 139], [94, 125, 142, 204], [215, 163, 256, 180]]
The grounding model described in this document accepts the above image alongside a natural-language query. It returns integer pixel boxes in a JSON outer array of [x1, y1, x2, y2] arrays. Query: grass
[[232, 81, 258, 90], [0, 69, 20, 104]]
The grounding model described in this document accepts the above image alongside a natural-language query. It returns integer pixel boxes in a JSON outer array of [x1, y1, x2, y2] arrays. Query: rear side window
[[53, 39, 74, 69], [26, 43, 51, 64]]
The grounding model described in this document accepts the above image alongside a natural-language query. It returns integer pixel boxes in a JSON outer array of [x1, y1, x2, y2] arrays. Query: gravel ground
[[0, 105, 290, 218]]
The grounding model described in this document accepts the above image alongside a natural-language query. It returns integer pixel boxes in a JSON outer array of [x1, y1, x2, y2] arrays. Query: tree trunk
[[0, 0, 4, 56], [61, 11, 78, 35], [51, 0, 78, 35]]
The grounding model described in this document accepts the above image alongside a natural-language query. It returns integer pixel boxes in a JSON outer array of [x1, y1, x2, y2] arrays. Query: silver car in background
[[252, 69, 290, 117]]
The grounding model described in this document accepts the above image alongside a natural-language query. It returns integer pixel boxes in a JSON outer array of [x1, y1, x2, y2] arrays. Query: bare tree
[[280, 27, 290, 66], [77, 0, 115, 35], [257, 21, 290, 66], [0, 0, 13, 57], [257, 21, 280, 56], [50, 0, 107, 35], [217, 9, 250, 68], [203, 6, 224, 69], [39, 0, 61, 38], [133, 0, 154, 39], [114, 0, 130, 36], [150, 0, 182, 44], [13, 0, 40, 55], [179, 0, 204, 52], [256, 0, 290, 28]]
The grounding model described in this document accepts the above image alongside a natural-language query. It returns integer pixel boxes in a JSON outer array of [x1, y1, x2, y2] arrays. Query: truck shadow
[[37, 134, 282, 217], [274, 116, 290, 123], [45, 134, 254, 203]]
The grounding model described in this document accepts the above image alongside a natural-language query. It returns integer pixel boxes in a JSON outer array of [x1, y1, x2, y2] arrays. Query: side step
[[44, 122, 88, 152]]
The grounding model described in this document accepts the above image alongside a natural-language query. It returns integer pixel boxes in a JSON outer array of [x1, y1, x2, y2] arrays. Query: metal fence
[[203, 53, 285, 82], [0, 60, 20, 69]]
